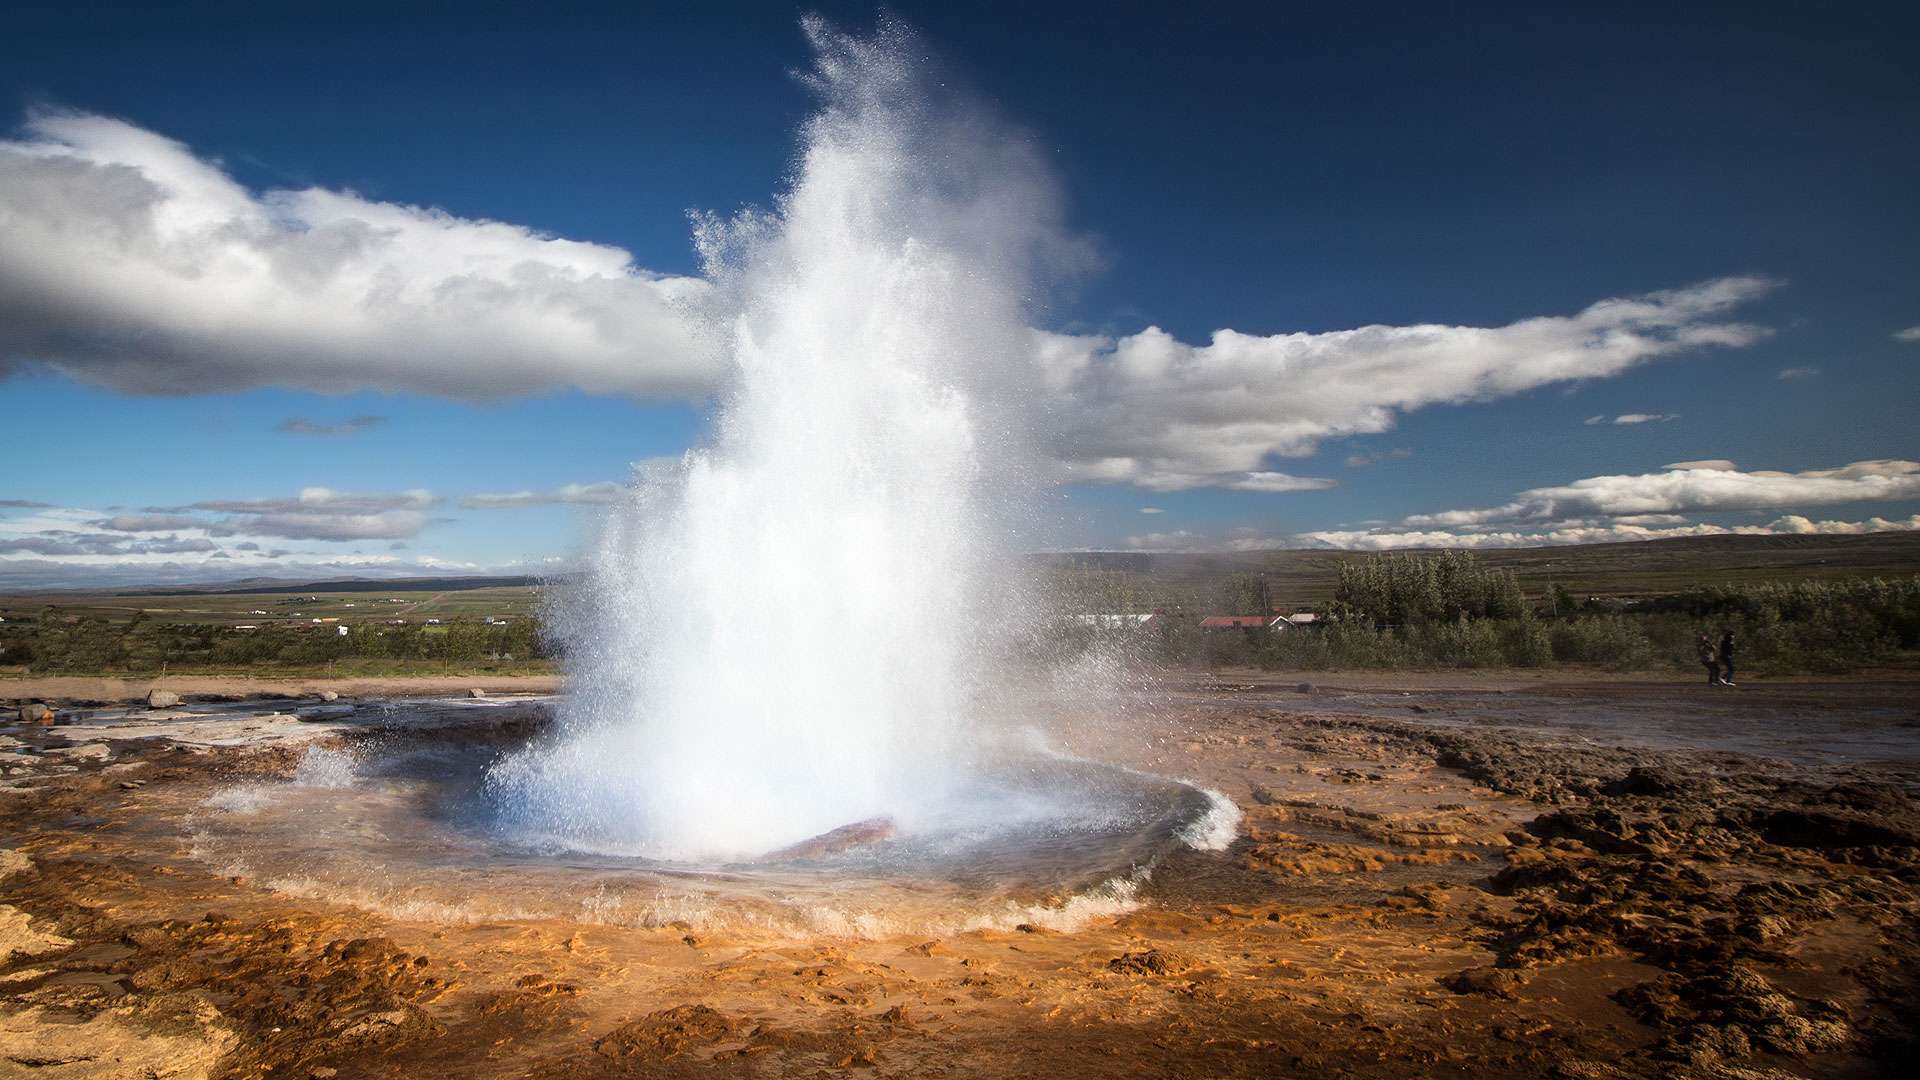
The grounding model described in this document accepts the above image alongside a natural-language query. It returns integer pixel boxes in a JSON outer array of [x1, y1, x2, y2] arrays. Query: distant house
[[1200, 615, 1286, 635], [1280, 611, 1319, 627]]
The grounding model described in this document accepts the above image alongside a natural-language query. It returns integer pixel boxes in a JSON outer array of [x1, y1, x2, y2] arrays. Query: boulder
[[1108, 949, 1190, 976], [0, 903, 74, 961], [467, 688, 489, 699], [318, 690, 340, 702], [0, 849, 30, 880], [17, 703, 52, 725], [146, 689, 182, 709], [295, 705, 356, 722], [1443, 966, 1530, 998], [765, 816, 896, 861]]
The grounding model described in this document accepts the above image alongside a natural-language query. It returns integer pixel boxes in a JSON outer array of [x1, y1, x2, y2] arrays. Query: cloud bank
[[1402, 459, 1920, 527], [0, 495, 497, 587], [1036, 276, 1772, 490], [458, 482, 624, 509], [0, 111, 716, 400], [1299, 515, 1920, 551], [1297, 459, 1920, 549], [0, 112, 1783, 492], [94, 487, 445, 542], [1585, 412, 1679, 425]]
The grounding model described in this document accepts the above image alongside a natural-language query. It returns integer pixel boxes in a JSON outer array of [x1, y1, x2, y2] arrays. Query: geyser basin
[[191, 725, 1237, 937]]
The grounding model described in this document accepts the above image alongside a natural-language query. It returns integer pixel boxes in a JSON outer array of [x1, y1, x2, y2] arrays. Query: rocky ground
[[2, 679, 1916, 1078]]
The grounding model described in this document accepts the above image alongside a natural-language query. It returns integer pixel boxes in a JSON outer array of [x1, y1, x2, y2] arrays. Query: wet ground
[[2, 674, 1917, 1078]]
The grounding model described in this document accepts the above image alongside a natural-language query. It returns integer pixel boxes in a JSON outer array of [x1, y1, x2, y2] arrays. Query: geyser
[[486, 19, 1066, 860]]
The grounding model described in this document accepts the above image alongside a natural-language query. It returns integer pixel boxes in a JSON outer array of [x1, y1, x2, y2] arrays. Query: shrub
[[1549, 615, 1656, 670]]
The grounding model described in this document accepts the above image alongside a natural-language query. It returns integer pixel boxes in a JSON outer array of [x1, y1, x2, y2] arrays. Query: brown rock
[[1108, 949, 1190, 976], [1444, 966, 1530, 998], [765, 816, 897, 861], [594, 1004, 734, 1059]]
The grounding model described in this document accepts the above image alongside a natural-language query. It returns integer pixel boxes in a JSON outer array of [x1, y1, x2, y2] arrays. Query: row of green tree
[[1138, 553, 1920, 674], [0, 613, 547, 673]]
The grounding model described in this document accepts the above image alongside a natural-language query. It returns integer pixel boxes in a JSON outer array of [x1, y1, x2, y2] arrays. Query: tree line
[[1064, 552, 1920, 675], [0, 612, 548, 674]]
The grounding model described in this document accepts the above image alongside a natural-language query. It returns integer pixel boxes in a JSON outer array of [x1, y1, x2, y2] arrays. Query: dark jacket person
[[1697, 635, 1720, 685], [1718, 633, 1736, 685]]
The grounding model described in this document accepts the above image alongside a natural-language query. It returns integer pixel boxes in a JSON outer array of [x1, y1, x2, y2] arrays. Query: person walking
[[1696, 634, 1721, 686], [1718, 631, 1737, 686]]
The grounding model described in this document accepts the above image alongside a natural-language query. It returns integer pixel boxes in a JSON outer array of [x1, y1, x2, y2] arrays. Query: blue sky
[[2, 2, 1917, 584]]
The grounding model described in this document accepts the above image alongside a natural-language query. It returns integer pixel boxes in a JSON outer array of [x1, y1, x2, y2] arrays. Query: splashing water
[[486, 19, 1068, 861]]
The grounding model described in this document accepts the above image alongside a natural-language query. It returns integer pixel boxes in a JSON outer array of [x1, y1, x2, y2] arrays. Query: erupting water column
[[487, 19, 1063, 860]]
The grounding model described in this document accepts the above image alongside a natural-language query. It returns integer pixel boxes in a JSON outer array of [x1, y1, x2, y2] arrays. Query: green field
[[1042, 532, 1920, 614]]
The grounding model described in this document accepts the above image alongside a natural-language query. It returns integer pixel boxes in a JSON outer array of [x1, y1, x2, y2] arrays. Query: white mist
[[487, 18, 1062, 860]]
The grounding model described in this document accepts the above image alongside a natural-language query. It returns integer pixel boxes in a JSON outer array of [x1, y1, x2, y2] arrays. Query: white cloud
[[1123, 526, 1283, 552], [0, 111, 716, 399], [1124, 529, 1203, 551], [1300, 514, 1920, 550], [1403, 459, 1920, 526], [0, 532, 218, 556], [1306, 457, 1920, 549], [91, 513, 201, 532], [1038, 277, 1773, 490], [162, 487, 440, 541], [1590, 412, 1679, 425], [278, 414, 386, 436], [0, 552, 498, 589], [0, 110, 1780, 493], [1231, 473, 1338, 493], [1894, 326, 1920, 343], [1137, 506, 1165, 514], [459, 482, 624, 509], [1776, 366, 1819, 380]]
